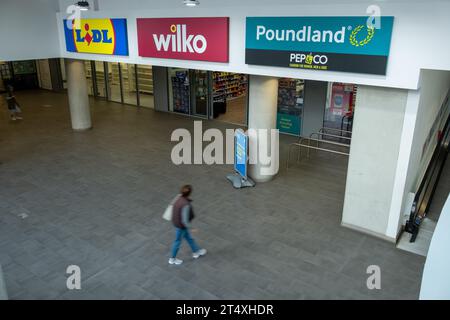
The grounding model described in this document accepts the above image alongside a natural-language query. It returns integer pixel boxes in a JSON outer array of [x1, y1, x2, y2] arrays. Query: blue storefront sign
[[63, 18, 129, 56], [246, 16, 394, 75], [235, 129, 248, 179]]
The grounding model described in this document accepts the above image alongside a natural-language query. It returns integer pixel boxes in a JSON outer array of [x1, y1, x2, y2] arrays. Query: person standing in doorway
[[169, 185, 207, 265], [5, 85, 22, 121]]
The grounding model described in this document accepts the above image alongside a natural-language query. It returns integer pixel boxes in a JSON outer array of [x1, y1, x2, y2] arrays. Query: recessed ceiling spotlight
[[184, 0, 200, 7], [76, 1, 90, 11]]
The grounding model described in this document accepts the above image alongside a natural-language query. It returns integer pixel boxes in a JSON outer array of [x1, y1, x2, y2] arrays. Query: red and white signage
[[137, 17, 229, 62]]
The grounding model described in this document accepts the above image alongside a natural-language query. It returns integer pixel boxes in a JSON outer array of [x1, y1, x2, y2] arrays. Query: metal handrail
[[319, 127, 352, 135], [307, 134, 350, 158], [310, 132, 352, 141], [287, 138, 350, 169]]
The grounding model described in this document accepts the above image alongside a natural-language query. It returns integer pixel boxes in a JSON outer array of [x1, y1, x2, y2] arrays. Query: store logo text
[[153, 24, 207, 54]]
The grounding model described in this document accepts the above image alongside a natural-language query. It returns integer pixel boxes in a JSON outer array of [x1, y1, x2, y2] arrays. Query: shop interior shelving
[[84, 61, 112, 96], [129, 65, 153, 94], [212, 72, 247, 102]]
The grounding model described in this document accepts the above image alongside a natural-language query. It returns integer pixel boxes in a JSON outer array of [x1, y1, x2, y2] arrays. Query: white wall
[[405, 71, 450, 196], [371, 69, 450, 240], [394, 70, 450, 230], [54, 0, 450, 90], [420, 195, 450, 299], [0, 0, 60, 61], [342, 85, 408, 241], [0, 0, 448, 89]]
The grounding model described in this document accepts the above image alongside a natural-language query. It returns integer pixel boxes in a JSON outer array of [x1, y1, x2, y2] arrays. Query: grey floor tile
[[0, 90, 425, 300]]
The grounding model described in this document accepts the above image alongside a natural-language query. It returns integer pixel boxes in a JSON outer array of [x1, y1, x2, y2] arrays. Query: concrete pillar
[[247, 75, 279, 183], [0, 264, 7, 300], [65, 59, 91, 131], [341, 85, 408, 242]]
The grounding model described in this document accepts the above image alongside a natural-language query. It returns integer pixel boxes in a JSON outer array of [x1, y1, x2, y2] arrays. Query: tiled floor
[[216, 96, 246, 125], [0, 90, 425, 299]]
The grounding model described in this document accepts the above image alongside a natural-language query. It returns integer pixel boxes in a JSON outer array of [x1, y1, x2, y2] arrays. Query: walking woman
[[169, 185, 207, 265]]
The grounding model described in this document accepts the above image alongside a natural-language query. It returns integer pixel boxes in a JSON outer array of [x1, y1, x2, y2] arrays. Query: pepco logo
[[153, 24, 207, 54]]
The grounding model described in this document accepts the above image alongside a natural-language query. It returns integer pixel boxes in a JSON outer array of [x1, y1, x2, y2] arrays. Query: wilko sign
[[137, 17, 229, 62], [152, 24, 207, 54]]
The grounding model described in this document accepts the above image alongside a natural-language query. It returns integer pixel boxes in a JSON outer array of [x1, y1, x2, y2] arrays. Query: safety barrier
[[287, 136, 350, 169]]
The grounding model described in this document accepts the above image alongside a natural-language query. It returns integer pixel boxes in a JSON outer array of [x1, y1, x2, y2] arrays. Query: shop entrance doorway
[[212, 72, 248, 125], [192, 69, 209, 118], [323, 82, 357, 142], [167, 68, 248, 125]]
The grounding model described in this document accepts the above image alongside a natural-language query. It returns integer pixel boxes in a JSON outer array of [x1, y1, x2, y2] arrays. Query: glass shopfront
[[82, 60, 154, 108], [107, 62, 122, 103], [136, 65, 153, 108], [94, 61, 108, 98], [120, 63, 138, 105]]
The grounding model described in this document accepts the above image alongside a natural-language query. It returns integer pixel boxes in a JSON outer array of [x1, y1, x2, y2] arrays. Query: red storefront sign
[[137, 17, 229, 62]]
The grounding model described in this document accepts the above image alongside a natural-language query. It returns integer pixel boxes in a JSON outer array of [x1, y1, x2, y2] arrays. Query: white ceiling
[[53, 0, 450, 12]]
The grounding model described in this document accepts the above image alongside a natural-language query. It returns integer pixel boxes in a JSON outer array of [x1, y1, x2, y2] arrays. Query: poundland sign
[[245, 16, 394, 75]]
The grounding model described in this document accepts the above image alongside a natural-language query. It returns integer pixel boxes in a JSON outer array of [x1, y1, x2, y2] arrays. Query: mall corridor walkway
[[0, 90, 425, 299]]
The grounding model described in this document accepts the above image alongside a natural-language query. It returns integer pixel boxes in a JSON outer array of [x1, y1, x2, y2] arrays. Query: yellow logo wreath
[[349, 25, 375, 47]]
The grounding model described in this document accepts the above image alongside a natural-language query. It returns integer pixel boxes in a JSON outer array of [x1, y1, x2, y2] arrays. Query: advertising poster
[[12, 61, 36, 75], [171, 71, 190, 114], [235, 129, 248, 179], [276, 78, 304, 135]]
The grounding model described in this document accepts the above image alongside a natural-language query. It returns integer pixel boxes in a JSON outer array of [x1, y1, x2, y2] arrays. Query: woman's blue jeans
[[171, 228, 200, 258]]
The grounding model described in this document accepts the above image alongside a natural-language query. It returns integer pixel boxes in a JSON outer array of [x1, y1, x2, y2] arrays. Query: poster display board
[[234, 129, 248, 179], [277, 78, 304, 135]]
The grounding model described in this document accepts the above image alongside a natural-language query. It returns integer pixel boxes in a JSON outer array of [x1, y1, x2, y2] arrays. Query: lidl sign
[[246, 16, 394, 75], [63, 19, 129, 55]]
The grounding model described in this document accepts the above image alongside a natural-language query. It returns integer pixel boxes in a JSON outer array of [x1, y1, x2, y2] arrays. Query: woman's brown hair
[[180, 185, 192, 197]]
